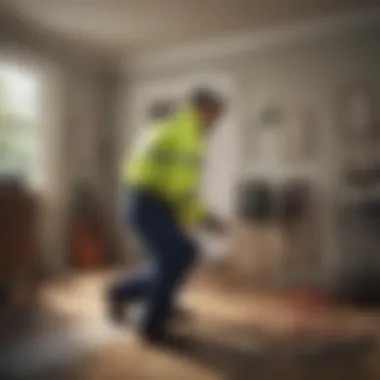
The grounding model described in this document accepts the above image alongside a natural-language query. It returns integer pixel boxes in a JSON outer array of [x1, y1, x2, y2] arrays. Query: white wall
[[122, 23, 380, 273]]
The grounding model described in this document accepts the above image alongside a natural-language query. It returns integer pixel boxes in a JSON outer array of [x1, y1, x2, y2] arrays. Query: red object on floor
[[73, 222, 103, 269]]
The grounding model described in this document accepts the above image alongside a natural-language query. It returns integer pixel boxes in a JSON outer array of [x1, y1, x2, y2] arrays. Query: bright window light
[[0, 61, 41, 186]]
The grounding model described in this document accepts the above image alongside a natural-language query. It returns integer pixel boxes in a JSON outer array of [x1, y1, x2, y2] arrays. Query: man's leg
[[108, 190, 197, 335], [109, 266, 154, 302], [107, 193, 155, 321], [107, 267, 154, 322], [141, 234, 197, 341]]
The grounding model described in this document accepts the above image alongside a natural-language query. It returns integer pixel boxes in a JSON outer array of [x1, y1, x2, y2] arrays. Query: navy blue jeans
[[111, 191, 197, 334]]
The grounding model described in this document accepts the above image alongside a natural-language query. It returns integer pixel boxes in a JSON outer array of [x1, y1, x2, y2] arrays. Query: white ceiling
[[3, 0, 380, 57]]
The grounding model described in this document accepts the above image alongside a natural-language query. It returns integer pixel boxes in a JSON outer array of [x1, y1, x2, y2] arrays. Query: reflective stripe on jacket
[[124, 106, 208, 227]]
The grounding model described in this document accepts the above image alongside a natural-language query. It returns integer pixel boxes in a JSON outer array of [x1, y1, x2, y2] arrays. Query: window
[[0, 63, 41, 187]]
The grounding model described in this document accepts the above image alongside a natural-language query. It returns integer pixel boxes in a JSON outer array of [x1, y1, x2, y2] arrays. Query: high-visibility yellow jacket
[[124, 106, 208, 227]]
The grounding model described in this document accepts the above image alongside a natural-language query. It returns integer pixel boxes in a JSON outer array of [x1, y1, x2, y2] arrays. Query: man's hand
[[202, 214, 230, 235]]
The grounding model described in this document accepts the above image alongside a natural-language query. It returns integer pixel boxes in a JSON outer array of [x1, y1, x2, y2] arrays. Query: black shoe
[[169, 306, 193, 323], [105, 286, 126, 324], [141, 328, 192, 350], [107, 299, 126, 323]]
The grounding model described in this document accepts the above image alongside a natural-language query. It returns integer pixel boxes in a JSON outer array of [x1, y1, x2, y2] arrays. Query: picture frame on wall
[[337, 83, 378, 142], [244, 103, 318, 163], [244, 103, 283, 163], [282, 107, 317, 162], [336, 83, 379, 187]]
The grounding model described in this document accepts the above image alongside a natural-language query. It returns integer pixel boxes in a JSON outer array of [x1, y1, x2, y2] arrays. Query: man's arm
[[185, 198, 228, 234]]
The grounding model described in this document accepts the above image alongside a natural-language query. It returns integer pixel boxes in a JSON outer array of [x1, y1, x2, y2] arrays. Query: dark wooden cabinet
[[0, 179, 38, 307]]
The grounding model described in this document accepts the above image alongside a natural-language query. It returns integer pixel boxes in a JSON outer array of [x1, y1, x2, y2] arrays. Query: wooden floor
[[1, 268, 380, 380]]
